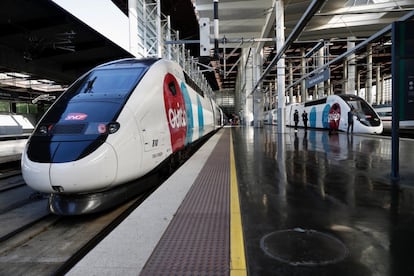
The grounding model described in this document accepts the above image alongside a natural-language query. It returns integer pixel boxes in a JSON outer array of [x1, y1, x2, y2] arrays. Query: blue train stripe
[[322, 104, 331, 129], [180, 82, 193, 145], [197, 96, 204, 137], [309, 107, 317, 128]]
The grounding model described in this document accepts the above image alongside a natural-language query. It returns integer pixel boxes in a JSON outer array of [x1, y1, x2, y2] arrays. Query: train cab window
[[184, 72, 204, 97], [168, 82, 177, 96], [69, 67, 146, 99]]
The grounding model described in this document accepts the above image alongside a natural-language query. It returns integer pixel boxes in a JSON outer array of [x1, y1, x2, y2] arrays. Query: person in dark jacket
[[294, 109, 299, 131], [302, 110, 308, 130], [347, 106, 355, 134]]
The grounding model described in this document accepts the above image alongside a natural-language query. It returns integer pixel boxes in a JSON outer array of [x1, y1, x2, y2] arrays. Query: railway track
[[381, 129, 414, 139], [0, 169, 158, 275], [0, 134, 209, 275]]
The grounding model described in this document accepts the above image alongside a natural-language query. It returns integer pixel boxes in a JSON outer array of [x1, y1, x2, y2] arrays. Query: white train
[[374, 106, 392, 131], [265, 94, 383, 134], [21, 58, 223, 215], [374, 105, 414, 132]]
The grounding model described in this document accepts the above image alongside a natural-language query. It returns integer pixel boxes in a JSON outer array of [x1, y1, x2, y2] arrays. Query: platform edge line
[[230, 130, 247, 276]]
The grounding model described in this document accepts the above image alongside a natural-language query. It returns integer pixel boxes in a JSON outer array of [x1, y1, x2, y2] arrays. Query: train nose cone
[[22, 142, 117, 193], [49, 143, 117, 193]]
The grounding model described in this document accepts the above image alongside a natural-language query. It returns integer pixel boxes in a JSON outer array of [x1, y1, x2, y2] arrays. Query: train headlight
[[98, 123, 107, 134], [108, 122, 120, 134], [86, 122, 120, 135], [97, 122, 120, 134], [38, 124, 53, 135], [39, 125, 48, 134]]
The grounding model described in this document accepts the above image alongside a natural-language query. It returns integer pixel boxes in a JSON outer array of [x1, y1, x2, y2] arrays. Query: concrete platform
[[68, 128, 239, 275], [67, 126, 414, 275], [233, 126, 414, 275], [0, 137, 27, 164]]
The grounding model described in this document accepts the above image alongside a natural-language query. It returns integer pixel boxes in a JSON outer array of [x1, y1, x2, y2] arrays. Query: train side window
[[168, 82, 177, 96], [183, 71, 204, 97], [305, 98, 326, 107]]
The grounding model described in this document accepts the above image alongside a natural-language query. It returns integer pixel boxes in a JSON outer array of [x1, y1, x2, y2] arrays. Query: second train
[[264, 94, 383, 134]]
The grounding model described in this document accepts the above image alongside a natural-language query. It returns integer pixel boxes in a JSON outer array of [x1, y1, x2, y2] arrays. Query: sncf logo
[[168, 105, 187, 128], [65, 113, 88, 120]]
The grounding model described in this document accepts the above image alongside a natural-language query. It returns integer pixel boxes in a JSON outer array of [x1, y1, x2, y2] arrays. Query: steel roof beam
[[286, 9, 414, 91], [250, 0, 327, 95]]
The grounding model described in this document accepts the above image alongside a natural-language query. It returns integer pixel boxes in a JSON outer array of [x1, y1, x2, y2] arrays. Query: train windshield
[[33, 65, 149, 140], [68, 67, 146, 99], [28, 62, 153, 162]]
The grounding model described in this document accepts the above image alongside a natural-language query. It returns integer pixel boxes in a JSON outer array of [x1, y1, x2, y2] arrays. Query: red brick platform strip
[[141, 130, 230, 275]]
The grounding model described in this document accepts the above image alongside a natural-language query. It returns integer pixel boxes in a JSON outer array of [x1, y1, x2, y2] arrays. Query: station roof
[[193, 0, 414, 94], [0, 0, 414, 101], [0, 0, 133, 96]]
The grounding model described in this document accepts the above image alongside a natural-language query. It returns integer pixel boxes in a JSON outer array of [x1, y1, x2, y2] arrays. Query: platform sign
[[305, 69, 330, 89], [391, 21, 414, 180], [392, 21, 414, 122]]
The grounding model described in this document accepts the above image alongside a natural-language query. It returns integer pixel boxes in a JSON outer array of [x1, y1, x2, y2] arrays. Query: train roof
[[336, 94, 365, 102], [96, 58, 161, 69], [303, 94, 367, 107]]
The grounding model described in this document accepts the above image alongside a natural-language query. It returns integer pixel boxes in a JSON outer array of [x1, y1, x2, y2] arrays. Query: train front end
[[22, 59, 154, 204], [339, 95, 383, 134]]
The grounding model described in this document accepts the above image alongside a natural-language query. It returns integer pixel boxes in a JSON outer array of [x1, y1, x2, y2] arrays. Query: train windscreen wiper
[[84, 76, 97, 93]]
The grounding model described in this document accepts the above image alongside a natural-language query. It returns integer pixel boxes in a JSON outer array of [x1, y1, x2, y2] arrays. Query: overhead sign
[[305, 69, 330, 89]]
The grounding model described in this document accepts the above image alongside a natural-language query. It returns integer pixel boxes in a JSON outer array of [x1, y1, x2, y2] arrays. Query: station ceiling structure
[[0, 0, 134, 96], [192, 0, 414, 96], [0, 0, 413, 106]]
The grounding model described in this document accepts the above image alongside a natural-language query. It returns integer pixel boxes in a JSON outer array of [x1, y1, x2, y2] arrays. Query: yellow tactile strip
[[230, 130, 247, 276]]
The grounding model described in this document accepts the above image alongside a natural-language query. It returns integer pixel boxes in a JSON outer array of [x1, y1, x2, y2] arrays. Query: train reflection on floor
[[232, 126, 414, 276]]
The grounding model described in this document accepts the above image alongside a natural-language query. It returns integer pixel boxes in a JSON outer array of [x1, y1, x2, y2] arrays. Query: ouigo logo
[[163, 73, 187, 152]]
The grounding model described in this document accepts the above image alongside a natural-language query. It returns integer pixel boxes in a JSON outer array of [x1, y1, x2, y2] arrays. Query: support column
[[381, 75, 385, 104], [318, 47, 325, 98], [156, 0, 162, 58], [327, 79, 331, 95], [357, 70, 361, 97], [276, 0, 285, 132], [244, 49, 254, 126], [301, 48, 307, 102], [289, 61, 294, 104], [367, 44, 373, 104], [128, 0, 139, 57], [347, 37, 356, 95], [268, 83, 273, 110], [253, 50, 263, 128], [342, 59, 347, 94], [376, 65, 381, 105], [166, 16, 172, 60]]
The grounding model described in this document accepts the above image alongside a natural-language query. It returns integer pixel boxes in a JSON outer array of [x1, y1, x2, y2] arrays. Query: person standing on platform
[[294, 109, 299, 132], [302, 110, 308, 130], [347, 106, 355, 134]]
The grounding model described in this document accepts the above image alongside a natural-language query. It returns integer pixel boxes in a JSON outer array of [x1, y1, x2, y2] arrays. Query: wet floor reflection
[[232, 126, 414, 276]]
